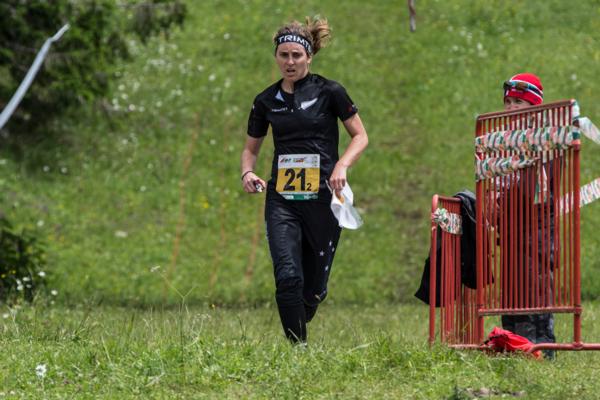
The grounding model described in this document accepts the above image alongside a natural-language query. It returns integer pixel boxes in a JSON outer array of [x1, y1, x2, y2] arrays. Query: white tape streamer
[[0, 24, 70, 130]]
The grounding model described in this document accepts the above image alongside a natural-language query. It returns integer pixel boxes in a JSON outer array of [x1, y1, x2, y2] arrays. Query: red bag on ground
[[485, 326, 542, 359]]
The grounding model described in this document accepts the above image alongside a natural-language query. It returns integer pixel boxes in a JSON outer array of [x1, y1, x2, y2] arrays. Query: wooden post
[[408, 0, 416, 32]]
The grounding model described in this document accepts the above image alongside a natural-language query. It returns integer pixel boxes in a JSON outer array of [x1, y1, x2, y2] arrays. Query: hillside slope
[[2, 0, 600, 305]]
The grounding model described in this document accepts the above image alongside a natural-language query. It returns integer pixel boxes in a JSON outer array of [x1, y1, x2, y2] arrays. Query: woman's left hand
[[329, 162, 348, 196]]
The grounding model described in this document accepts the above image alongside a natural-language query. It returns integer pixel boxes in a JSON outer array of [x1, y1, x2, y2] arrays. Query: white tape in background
[[0, 24, 70, 131], [572, 100, 600, 144], [578, 117, 600, 145]]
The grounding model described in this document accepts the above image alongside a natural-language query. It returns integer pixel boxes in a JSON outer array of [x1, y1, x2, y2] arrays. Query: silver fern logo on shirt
[[300, 98, 318, 110]]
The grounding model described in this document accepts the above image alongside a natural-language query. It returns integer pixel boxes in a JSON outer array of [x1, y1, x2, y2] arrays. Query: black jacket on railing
[[415, 190, 477, 306]]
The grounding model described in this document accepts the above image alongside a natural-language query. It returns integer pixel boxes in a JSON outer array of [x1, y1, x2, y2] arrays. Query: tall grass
[[3, 303, 600, 398]]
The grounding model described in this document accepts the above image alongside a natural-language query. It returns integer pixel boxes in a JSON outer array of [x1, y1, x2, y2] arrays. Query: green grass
[[2, 0, 600, 306], [4, 302, 600, 398], [5, 2, 600, 397]]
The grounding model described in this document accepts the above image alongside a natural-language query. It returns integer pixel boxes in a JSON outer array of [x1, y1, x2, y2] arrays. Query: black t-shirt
[[247, 73, 358, 202]]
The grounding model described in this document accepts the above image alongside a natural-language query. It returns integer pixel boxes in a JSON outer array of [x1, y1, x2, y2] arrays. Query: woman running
[[240, 17, 369, 343]]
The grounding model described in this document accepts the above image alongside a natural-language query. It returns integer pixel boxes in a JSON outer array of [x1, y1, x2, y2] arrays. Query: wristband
[[241, 170, 254, 181]]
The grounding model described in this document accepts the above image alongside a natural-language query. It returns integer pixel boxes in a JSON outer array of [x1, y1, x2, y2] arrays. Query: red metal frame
[[429, 195, 476, 345], [429, 100, 600, 351]]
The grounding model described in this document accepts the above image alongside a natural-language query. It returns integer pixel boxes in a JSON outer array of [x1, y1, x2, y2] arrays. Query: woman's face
[[504, 96, 531, 111], [275, 42, 311, 84]]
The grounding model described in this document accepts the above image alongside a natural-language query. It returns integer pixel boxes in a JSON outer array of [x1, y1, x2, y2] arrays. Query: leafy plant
[[0, 0, 186, 137], [130, 0, 187, 43], [0, 215, 47, 302]]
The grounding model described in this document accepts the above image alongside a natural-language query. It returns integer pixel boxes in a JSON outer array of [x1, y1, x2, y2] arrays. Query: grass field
[[3, 302, 600, 398], [2, 0, 600, 306], [3, 1, 600, 397]]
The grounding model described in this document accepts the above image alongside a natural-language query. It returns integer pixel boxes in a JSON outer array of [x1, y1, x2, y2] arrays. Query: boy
[[500, 72, 556, 359]]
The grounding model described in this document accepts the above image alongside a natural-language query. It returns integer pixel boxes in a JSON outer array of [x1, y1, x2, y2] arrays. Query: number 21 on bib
[[276, 154, 320, 200]]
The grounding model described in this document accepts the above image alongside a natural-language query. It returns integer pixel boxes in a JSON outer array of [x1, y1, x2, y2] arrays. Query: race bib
[[276, 154, 320, 200]]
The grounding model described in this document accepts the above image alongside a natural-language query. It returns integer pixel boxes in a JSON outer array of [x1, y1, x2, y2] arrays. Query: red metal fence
[[429, 100, 600, 351], [429, 195, 476, 345]]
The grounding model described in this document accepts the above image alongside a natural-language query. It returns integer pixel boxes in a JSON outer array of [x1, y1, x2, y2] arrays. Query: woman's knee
[[275, 277, 303, 306]]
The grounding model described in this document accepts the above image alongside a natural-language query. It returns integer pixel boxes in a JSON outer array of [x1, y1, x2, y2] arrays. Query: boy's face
[[504, 96, 531, 111]]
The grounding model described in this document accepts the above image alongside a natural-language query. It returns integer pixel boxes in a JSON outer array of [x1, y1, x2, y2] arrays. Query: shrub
[[0, 0, 186, 137], [0, 215, 47, 302]]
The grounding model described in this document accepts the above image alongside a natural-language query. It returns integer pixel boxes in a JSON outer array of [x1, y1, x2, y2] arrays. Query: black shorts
[[265, 191, 342, 306]]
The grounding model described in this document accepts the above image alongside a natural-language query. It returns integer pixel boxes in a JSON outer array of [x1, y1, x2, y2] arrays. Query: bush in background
[[0, 0, 186, 138], [0, 215, 47, 302]]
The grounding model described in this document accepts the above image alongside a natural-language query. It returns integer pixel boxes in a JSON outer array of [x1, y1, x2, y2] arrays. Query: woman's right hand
[[241, 172, 267, 194]]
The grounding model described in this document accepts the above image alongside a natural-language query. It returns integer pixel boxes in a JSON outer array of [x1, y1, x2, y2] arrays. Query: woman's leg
[[265, 196, 306, 342], [300, 201, 342, 322]]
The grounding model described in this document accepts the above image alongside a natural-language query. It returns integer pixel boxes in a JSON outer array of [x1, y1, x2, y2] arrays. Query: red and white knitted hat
[[503, 73, 543, 105]]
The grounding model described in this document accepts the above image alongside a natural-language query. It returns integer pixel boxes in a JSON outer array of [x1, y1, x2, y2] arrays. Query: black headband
[[274, 34, 313, 55]]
